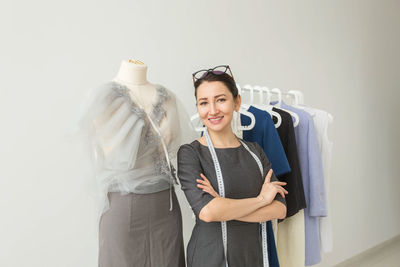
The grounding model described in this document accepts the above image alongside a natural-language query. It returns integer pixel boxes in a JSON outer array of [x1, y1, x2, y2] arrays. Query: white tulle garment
[[76, 80, 194, 220]]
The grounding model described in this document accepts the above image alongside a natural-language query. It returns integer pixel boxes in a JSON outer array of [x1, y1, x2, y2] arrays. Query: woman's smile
[[208, 116, 224, 124]]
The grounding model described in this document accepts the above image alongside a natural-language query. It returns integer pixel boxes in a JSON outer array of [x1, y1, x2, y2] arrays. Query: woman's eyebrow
[[215, 94, 226, 98], [198, 94, 227, 101]]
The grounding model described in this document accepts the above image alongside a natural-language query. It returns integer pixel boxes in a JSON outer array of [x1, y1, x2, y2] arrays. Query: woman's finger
[[200, 173, 210, 182], [202, 187, 217, 197], [203, 188, 213, 194], [198, 183, 210, 189], [196, 179, 207, 185], [264, 169, 273, 183], [276, 188, 285, 198], [197, 178, 210, 187], [198, 184, 211, 191], [277, 188, 287, 197], [200, 174, 212, 185], [271, 181, 287, 186], [277, 186, 288, 194], [274, 185, 288, 194], [197, 183, 214, 193]]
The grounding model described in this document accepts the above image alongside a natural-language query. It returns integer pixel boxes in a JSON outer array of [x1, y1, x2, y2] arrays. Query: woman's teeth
[[209, 116, 223, 124]]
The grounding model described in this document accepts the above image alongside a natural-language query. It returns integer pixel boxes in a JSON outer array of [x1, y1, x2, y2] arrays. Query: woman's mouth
[[208, 116, 224, 124]]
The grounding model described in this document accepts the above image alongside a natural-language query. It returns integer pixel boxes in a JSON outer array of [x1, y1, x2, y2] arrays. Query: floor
[[335, 235, 400, 267]]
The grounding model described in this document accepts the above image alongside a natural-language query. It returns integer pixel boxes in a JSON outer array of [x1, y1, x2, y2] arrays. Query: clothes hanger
[[232, 84, 257, 131], [288, 90, 302, 106], [288, 90, 333, 123], [237, 84, 251, 110], [236, 84, 279, 126], [270, 88, 300, 127], [249, 85, 282, 128], [287, 90, 306, 108]]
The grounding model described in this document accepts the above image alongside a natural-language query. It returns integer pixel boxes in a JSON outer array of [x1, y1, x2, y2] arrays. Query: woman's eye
[[199, 102, 207, 106]]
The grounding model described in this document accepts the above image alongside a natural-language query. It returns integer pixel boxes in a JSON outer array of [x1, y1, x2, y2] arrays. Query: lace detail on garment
[[108, 81, 176, 181], [152, 86, 170, 126], [110, 81, 146, 119]]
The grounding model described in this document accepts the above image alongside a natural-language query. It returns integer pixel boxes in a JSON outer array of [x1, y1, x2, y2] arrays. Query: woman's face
[[196, 81, 241, 133]]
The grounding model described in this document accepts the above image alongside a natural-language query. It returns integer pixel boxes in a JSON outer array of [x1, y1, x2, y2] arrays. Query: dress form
[[86, 60, 187, 266], [113, 59, 176, 145]]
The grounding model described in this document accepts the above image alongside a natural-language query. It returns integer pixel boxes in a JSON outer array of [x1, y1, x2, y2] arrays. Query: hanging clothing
[[279, 101, 327, 266], [177, 139, 286, 267], [272, 107, 307, 218], [275, 210, 305, 267], [269, 107, 306, 267], [241, 106, 291, 177], [303, 106, 334, 253], [241, 105, 292, 267]]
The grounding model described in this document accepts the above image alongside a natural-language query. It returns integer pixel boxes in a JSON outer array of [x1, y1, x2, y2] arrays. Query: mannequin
[[78, 59, 187, 267], [112, 59, 176, 146]]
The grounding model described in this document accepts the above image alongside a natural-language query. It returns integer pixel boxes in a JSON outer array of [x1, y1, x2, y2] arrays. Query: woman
[[177, 65, 288, 267]]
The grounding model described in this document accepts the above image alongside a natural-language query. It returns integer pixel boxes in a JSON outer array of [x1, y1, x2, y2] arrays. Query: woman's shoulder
[[239, 139, 263, 152], [178, 140, 202, 154], [239, 139, 270, 162], [177, 140, 205, 166]]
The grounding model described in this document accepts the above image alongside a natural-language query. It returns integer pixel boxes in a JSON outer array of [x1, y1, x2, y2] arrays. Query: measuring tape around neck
[[203, 128, 269, 267]]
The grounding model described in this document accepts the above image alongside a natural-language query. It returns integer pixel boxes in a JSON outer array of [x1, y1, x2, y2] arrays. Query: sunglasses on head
[[192, 65, 235, 84]]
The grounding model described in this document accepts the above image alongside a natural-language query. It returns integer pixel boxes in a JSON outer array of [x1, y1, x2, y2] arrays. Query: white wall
[[1, 0, 399, 266]]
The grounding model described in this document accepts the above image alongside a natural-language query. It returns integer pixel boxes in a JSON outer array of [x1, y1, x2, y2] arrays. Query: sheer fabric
[[74, 80, 195, 220]]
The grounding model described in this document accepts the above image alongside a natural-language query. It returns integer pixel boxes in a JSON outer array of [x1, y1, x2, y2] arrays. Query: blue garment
[[278, 101, 327, 266], [241, 105, 291, 267], [241, 106, 291, 176]]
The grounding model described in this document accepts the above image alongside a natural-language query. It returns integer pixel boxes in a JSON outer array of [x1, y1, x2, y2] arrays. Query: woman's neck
[[207, 125, 240, 148], [114, 60, 149, 85]]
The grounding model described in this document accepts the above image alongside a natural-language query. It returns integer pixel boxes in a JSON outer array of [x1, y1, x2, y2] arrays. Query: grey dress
[[177, 139, 286, 267]]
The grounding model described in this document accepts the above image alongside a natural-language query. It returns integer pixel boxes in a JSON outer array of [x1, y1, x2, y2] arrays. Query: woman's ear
[[234, 94, 241, 112]]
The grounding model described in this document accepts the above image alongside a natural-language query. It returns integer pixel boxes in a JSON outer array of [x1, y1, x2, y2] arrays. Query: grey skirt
[[99, 187, 185, 267]]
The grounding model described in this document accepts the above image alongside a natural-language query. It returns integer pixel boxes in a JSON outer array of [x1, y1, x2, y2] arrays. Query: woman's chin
[[205, 122, 229, 132]]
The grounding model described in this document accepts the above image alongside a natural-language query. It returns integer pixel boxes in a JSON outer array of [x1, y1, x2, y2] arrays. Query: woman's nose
[[209, 102, 219, 115]]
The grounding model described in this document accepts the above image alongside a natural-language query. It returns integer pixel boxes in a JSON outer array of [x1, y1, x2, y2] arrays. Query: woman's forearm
[[236, 200, 287, 222], [199, 196, 268, 222]]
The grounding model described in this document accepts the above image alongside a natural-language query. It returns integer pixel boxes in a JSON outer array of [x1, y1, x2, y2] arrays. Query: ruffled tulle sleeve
[[75, 81, 146, 217]]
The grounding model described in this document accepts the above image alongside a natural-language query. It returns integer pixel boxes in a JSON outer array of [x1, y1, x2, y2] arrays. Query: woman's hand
[[257, 169, 288, 205], [197, 173, 220, 198]]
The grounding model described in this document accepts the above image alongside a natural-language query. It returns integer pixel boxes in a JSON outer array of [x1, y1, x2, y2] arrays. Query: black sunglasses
[[192, 65, 235, 84]]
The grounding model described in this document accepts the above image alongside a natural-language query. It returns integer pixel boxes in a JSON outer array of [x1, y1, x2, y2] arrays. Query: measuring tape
[[204, 128, 269, 267]]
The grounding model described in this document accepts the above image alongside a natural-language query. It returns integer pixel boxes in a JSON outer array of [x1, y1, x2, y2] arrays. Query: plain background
[[1, 0, 399, 266]]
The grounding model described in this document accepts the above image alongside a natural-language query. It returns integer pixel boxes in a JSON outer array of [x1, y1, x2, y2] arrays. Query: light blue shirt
[[279, 101, 327, 266]]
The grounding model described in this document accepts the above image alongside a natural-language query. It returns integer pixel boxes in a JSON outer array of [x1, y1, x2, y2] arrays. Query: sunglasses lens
[[213, 66, 228, 74], [193, 70, 206, 80], [211, 70, 225, 75]]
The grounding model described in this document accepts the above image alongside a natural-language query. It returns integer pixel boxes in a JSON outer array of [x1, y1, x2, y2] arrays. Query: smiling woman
[[177, 66, 288, 267], [196, 82, 240, 136], [194, 66, 240, 141]]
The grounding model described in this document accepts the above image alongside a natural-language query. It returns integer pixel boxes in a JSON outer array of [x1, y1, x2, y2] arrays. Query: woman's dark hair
[[194, 72, 238, 100]]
